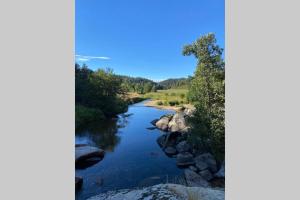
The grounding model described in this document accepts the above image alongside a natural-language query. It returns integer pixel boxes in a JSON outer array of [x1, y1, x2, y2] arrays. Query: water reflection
[[75, 118, 122, 152]]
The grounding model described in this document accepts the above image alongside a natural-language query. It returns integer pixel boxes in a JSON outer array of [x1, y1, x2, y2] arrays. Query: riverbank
[[144, 99, 195, 111]]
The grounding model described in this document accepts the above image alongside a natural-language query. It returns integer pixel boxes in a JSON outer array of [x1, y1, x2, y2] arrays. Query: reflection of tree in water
[[76, 119, 120, 152]]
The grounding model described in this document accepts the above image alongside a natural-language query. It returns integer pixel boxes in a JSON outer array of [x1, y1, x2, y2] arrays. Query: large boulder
[[168, 112, 189, 133], [155, 115, 172, 131], [183, 107, 196, 116], [150, 119, 159, 126], [87, 184, 224, 200], [195, 153, 218, 173], [176, 152, 195, 167], [75, 146, 105, 169], [175, 141, 191, 153], [184, 169, 209, 187]]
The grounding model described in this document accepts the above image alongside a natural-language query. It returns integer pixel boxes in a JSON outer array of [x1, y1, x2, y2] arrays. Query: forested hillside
[[158, 78, 191, 89]]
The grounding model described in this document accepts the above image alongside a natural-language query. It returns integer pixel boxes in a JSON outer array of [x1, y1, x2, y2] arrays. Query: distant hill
[[158, 77, 192, 89]]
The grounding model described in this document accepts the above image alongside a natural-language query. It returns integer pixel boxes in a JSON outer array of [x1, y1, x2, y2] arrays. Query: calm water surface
[[75, 101, 184, 200]]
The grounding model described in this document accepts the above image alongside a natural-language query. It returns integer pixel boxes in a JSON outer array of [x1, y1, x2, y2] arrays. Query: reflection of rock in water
[[117, 113, 131, 128], [76, 119, 120, 152], [138, 176, 162, 187]]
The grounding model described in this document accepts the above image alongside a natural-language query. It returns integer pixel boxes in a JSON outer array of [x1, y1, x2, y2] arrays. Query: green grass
[[142, 89, 189, 106]]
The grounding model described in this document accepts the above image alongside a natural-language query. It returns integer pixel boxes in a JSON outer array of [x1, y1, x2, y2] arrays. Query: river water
[[75, 100, 184, 200]]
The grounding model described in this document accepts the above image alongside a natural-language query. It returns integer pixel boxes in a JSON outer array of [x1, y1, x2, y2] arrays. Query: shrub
[[168, 100, 179, 106], [156, 101, 163, 105]]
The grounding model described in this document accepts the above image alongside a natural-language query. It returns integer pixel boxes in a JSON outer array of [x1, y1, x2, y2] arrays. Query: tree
[[183, 33, 225, 160]]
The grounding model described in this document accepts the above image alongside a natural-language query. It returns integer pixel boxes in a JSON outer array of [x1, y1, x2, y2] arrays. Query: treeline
[[117, 75, 160, 94], [158, 78, 191, 89], [75, 64, 128, 128], [184, 33, 225, 161]]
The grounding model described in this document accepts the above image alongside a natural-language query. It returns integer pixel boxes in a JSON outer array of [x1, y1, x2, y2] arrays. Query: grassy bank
[[142, 89, 189, 108]]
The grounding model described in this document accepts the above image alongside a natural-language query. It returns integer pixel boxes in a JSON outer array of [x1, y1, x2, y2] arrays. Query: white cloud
[[75, 54, 111, 62]]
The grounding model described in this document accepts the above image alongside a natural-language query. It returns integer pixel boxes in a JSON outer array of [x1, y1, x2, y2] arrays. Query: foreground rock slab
[[87, 184, 224, 200]]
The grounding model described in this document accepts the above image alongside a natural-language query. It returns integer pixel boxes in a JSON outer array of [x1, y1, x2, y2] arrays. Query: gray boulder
[[155, 116, 172, 131], [184, 169, 209, 187], [168, 112, 188, 133], [199, 169, 214, 181], [189, 165, 198, 172], [176, 152, 195, 167], [194, 153, 218, 173], [175, 141, 191, 153], [75, 146, 105, 168], [150, 119, 159, 126], [195, 160, 209, 171]]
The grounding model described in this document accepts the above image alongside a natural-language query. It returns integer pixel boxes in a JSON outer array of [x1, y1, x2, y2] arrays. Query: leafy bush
[[75, 105, 105, 128], [156, 101, 163, 105], [168, 100, 179, 106]]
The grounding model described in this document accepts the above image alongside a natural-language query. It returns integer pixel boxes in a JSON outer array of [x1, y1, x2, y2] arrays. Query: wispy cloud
[[75, 54, 111, 62]]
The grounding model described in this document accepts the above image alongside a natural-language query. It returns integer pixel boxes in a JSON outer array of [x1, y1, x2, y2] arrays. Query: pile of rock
[[153, 107, 224, 188], [152, 107, 195, 133]]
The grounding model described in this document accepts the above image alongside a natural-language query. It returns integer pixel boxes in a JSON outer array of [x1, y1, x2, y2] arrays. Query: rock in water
[[75, 176, 83, 191], [75, 146, 105, 168], [184, 169, 209, 187], [176, 152, 195, 167], [199, 169, 214, 181], [155, 116, 171, 131], [194, 153, 218, 173], [176, 141, 191, 153], [168, 112, 189, 133], [150, 119, 159, 126], [164, 146, 177, 155]]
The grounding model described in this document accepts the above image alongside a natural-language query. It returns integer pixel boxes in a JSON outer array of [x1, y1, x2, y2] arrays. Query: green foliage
[[118, 75, 157, 94], [75, 64, 128, 127], [75, 105, 105, 128], [183, 33, 225, 161], [156, 101, 163, 105], [142, 89, 189, 106], [168, 100, 179, 106]]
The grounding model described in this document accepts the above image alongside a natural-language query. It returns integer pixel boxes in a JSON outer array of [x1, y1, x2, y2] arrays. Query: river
[[75, 100, 184, 200]]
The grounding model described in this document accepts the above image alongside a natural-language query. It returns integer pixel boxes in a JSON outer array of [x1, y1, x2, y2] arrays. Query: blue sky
[[76, 0, 224, 81]]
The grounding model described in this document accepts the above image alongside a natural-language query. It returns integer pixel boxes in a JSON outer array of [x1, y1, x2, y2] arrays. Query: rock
[[156, 134, 167, 147], [168, 112, 189, 133], [199, 169, 214, 181], [150, 119, 159, 126], [176, 152, 195, 167], [194, 153, 218, 173], [75, 146, 105, 168], [195, 160, 209, 171], [175, 141, 191, 153], [184, 169, 209, 187], [76, 157, 103, 169], [164, 146, 177, 155], [189, 165, 198, 172], [87, 184, 224, 200], [156, 132, 181, 148], [75, 176, 83, 191], [183, 107, 196, 116], [155, 116, 171, 131], [214, 161, 225, 178]]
